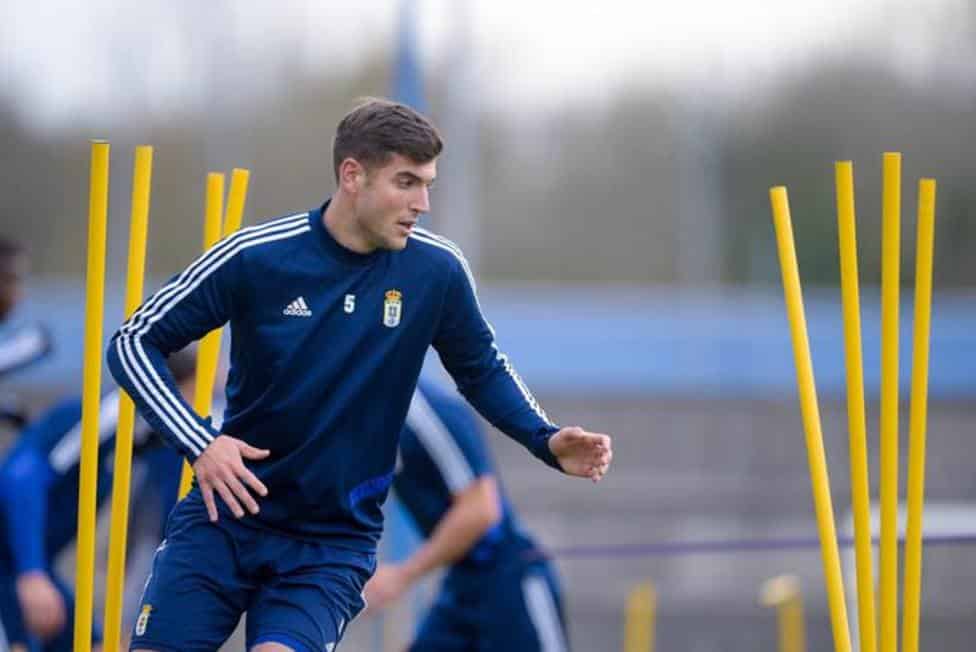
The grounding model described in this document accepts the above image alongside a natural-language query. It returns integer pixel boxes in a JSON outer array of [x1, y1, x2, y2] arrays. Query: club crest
[[383, 290, 402, 328], [135, 604, 153, 636]]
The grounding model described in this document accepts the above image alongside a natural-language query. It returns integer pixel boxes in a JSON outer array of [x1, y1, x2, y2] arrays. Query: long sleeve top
[[107, 203, 560, 552]]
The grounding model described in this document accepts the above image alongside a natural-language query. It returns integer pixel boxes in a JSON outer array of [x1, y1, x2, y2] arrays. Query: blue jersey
[[107, 204, 560, 552], [395, 381, 537, 566], [0, 392, 178, 574]]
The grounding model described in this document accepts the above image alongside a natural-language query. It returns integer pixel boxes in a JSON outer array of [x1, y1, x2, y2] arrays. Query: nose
[[411, 186, 430, 214]]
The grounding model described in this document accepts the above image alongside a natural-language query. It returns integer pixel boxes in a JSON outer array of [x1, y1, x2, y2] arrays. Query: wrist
[[399, 559, 426, 586], [192, 434, 223, 465], [16, 570, 49, 590], [17, 568, 46, 579], [534, 427, 563, 472]]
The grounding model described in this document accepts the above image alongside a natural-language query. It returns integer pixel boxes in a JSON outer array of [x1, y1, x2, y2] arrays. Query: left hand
[[16, 571, 66, 640], [549, 426, 612, 482], [363, 564, 411, 612]]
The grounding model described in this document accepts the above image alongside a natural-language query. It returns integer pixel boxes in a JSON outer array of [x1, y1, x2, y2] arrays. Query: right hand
[[192, 435, 270, 522], [16, 571, 65, 640], [362, 564, 412, 612]]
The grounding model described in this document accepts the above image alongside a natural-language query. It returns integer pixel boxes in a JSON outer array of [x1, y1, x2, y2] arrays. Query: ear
[[338, 157, 365, 193]]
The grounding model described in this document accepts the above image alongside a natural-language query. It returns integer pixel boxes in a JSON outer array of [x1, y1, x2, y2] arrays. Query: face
[[0, 253, 26, 322], [344, 153, 436, 251]]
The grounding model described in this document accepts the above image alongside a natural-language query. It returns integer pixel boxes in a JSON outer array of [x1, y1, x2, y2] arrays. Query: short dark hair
[[332, 98, 443, 182]]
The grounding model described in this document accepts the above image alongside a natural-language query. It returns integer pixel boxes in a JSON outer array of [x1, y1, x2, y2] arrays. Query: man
[[0, 237, 52, 428], [365, 380, 570, 651], [0, 351, 193, 652], [107, 98, 612, 652]]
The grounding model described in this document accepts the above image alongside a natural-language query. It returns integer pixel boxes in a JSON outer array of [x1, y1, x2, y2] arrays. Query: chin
[[386, 236, 410, 251]]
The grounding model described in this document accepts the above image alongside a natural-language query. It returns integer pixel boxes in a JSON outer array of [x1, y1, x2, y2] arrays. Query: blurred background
[[2, 0, 975, 650]]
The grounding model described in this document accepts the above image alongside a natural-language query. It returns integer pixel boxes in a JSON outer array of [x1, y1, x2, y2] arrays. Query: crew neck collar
[[311, 198, 385, 267]]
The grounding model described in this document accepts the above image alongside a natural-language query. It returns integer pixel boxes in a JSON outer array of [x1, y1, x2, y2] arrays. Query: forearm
[[455, 366, 561, 470], [7, 497, 48, 574], [0, 452, 51, 573], [402, 510, 491, 583], [435, 259, 561, 469], [107, 334, 217, 461], [106, 244, 240, 462], [400, 479, 500, 583]]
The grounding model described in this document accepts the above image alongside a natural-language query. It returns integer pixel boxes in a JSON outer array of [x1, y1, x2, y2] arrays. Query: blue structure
[[9, 281, 976, 400]]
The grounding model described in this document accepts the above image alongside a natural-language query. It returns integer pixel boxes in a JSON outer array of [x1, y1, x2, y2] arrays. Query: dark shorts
[[0, 557, 98, 652], [410, 557, 569, 652], [129, 498, 374, 652]]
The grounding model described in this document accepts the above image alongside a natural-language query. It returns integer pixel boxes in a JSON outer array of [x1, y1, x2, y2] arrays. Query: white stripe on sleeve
[[116, 213, 310, 454], [405, 390, 475, 493], [409, 230, 553, 426]]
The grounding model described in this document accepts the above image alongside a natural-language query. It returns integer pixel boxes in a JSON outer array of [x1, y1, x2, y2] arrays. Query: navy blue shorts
[[130, 497, 374, 652], [410, 557, 569, 652]]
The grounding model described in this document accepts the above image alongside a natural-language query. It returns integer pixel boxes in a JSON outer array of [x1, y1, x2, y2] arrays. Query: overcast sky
[[1, 0, 971, 128]]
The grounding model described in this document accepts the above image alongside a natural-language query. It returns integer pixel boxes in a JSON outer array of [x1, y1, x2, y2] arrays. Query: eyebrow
[[395, 171, 436, 187]]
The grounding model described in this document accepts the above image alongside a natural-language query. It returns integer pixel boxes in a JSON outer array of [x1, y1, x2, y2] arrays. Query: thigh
[[245, 554, 371, 652], [129, 517, 250, 652], [480, 562, 569, 652]]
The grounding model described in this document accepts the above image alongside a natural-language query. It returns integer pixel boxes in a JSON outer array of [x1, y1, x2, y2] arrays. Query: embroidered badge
[[135, 604, 153, 636], [383, 290, 402, 328]]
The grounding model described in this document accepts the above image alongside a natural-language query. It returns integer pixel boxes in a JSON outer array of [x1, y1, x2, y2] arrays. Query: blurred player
[[365, 380, 569, 651], [107, 98, 611, 652], [0, 349, 194, 652], [0, 237, 52, 428]]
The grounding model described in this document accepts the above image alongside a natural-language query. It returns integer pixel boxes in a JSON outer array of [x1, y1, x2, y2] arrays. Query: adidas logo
[[283, 296, 312, 317]]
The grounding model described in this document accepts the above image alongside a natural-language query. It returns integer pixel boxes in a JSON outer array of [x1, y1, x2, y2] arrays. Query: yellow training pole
[[178, 172, 225, 499], [879, 152, 901, 652], [623, 581, 655, 652], [760, 575, 807, 652], [835, 161, 878, 652], [902, 179, 936, 652], [74, 140, 110, 652], [223, 168, 250, 235], [102, 146, 153, 652], [770, 186, 851, 652]]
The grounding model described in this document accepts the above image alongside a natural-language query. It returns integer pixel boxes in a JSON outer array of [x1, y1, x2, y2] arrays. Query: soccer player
[[0, 350, 194, 652], [106, 98, 612, 652], [0, 237, 52, 428], [365, 380, 570, 651]]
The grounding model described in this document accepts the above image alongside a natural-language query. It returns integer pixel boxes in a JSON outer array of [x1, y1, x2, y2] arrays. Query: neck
[[323, 192, 376, 254]]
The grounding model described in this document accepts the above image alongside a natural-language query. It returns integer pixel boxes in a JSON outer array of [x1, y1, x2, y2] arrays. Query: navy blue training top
[[107, 203, 560, 552], [395, 381, 537, 567], [0, 392, 180, 573]]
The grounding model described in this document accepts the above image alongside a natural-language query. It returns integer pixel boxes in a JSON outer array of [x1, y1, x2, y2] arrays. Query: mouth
[[396, 219, 417, 235]]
